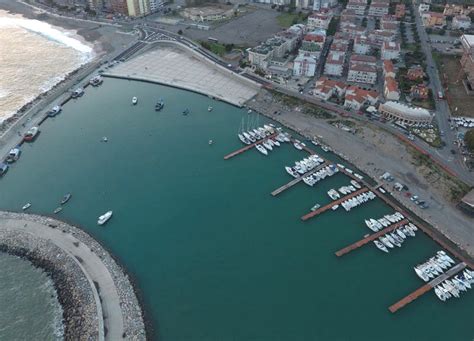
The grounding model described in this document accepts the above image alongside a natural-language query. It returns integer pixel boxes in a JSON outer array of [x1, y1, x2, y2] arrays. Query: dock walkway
[[271, 162, 328, 196], [223, 133, 277, 160], [301, 188, 369, 221], [388, 262, 466, 313], [335, 219, 409, 257]]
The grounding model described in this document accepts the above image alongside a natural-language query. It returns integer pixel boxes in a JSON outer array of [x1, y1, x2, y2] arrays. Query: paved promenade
[[104, 43, 260, 107], [0, 212, 146, 340]]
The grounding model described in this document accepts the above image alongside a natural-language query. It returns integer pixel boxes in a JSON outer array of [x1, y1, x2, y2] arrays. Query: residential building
[[418, 3, 430, 13], [293, 54, 317, 77], [369, 30, 396, 46], [395, 4, 406, 18], [248, 45, 273, 69], [443, 4, 474, 17], [341, 9, 359, 21], [299, 30, 326, 58], [308, 13, 331, 30], [340, 24, 367, 38], [378, 101, 433, 125], [344, 86, 379, 110], [407, 65, 425, 81], [381, 41, 401, 60], [384, 76, 400, 100], [329, 42, 349, 56], [324, 52, 345, 76], [295, 0, 311, 9], [313, 77, 347, 100], [332, 32, 352, 44], [460, 34, 474, 84], [453, 15, 472, 30], [267, 58, 292, 77], [313, 0, 337, 10], [109, 0, 128, 15], [354, 35, 372, 55], [149, 0, 164, 12], [421, 12, 446, 28], [410, 84, 430, 99], [383, 60, 396, 78], [346, 0, 367, 15], [348, 63, 377, 84], [368, 2, 389, 16], [125, 0, 150, 17], [350, 54, 377, 66]]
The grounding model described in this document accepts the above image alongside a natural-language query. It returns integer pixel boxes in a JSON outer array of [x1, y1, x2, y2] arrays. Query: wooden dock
[[301, 188, 368, 221], [334, 219, 409, 257], [271, 162, 328, 196], [388, 262, 467, 313], [223, 133, 278, 160]]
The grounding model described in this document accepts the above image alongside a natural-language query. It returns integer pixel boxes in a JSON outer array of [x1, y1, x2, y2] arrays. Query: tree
[[465, 129, 474, 153]]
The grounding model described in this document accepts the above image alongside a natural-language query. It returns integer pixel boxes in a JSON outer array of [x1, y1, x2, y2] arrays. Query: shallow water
[[0, 78, 472, 340]]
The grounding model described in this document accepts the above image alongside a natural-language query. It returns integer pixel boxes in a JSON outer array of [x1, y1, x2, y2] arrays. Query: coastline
[[0, 211, 147, 340]]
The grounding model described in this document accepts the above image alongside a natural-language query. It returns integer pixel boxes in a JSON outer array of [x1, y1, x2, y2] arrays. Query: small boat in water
[[48, 105, 62, 117], [71, 87, 84, 98], [132, 96, 138, 105], [155, 99, 164, 111], [23, 127, 39, 142], [53, 207, 63, 214], [6, 148, 21, 163], [101, 136, 108, 142], [208, 140, 213, 145], [208, 106, 213, 112], [61, 193, 72, 205], [98, 211, 113, 225], [374, 240, 389, 253], [182, 108, 190, 115], [22, 203, 31, 211], [255, 144, 268, 155], [311, 204, 321, 211]]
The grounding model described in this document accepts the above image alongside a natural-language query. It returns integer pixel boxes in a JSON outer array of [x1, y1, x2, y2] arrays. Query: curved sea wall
[[0, 211, 147, 340]]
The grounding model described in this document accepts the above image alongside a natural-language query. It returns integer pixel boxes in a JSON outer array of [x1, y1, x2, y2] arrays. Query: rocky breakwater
[[0, 211, 147, 340], [0, 228, 98, 339]]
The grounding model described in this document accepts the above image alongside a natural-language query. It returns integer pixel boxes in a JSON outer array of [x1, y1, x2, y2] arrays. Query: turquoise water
[[0, 78, 472, 340]]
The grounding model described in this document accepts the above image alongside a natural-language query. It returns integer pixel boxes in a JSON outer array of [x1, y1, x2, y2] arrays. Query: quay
[[223, 133, 277, 160], [335, 219, 409, 257], [271, 162, 328, 196], [388, 262, 467, 313], [301, 188, 368, 221]]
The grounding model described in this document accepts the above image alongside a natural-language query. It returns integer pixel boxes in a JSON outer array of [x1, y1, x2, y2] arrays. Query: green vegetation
[[200, 41, 226, 56], [465, 129, 474, 153], [327, 16, 340, 36], [276, 12, 307, 27], [303, 104, 335, 119]]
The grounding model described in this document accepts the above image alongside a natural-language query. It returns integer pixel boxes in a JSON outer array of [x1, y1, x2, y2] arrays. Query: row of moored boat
[[238, 124, 278, 145], [302, 164, 338, 186], [339, 191, 376, 212], [285, 154, 324, 178], [373, 222, 418, 253], [365, 212, 405, 232], [434, 269, 473, 301], [414, 251, 455, 282]]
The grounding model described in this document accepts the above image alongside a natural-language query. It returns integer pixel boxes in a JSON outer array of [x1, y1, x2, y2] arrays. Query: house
[[410, 84, 430, 100], [418, 3, 430, 13], [313, 77, 347, 100], [421, 12, 446, 28], [369, 30, 396, 46], [299, 30, 326, 58], [248, 45, 273, 69], [308, 13, 331, 30], [341, 9, 359, 21], [384, 76, 400, 101], [407, 65, 425, 81], [339, 24, 367, 38], [381, 41, 400, 60], [354, 35, 372, 55], [348, 63, 377, 84], [346, 0, 367, 15], [381, 21, 399, 32], [329, 42, 349, 57], [350, 54, 377, 66], [378, 101, 433, 125], [324, 52, 345, 76], [443, 4, 474, 17], [312, 0, 337, 11], [395, 4, 406, 18], [453, 15, 472, 30], [368, 2, 389, 17], [293, 54, 317, 77], [332, 32, 352, 44], [383, 60, 396, 78], [344, 86, 379, 110]]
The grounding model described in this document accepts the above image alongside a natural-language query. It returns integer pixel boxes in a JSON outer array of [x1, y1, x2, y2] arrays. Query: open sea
[[0, 78, 472, 340], [0, 9, 93, 123]]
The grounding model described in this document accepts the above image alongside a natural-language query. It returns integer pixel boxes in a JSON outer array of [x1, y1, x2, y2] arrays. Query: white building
[[347, 0, 367, 15], [295, 0, 311, 9], [324, 52, 344, 76], [368, 2, 389, 17], [348, 63, 377, 84], [418, 3, 430, 13], [350, 54, 377, 66], [308, 13, 331, 30], [344, 86, 379, 110], [313, 77, 347, 100], [293, 54, 317, 77], [453, 15, 472, 30], [353, 35, 372, 55], [248, 45, 273, 69], [149, 0, 164, 12], [313, 0, 337, 10], [378, 101, 433, 125], [381, 41, 401, 60]]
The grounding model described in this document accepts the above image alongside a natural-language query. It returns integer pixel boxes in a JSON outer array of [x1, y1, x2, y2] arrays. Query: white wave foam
[[0, 15, 93, 55]]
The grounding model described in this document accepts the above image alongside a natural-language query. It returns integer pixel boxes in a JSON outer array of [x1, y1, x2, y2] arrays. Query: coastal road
[[0, 215, 125, 340]]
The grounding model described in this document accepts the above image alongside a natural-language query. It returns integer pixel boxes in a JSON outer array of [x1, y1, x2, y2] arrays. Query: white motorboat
[[414, 267, 430, 282], [263, 141, 273, 151], [380, 236, 394, 248], [208, 106, 213, 112], [238, 134, 250, 145], [327, 189, 340, 200], [272, 139, 280, 147], [396, 229, 406, 239], [365, 219, 378, 232], [132, 96, 138, 105], [22, 203, 31, 210], [331, 204, 339, 210], [255, 144, 268, 155], [311, 204, 321, 211], [374, 240, 389, 253], [434, 286, 447, 301], [98, 211, 113, 225], [53, 207, 62, 214], [293, 141, 303, 150]]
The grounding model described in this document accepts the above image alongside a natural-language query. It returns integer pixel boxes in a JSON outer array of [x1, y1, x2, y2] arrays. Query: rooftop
[[379, 101, 432, 120]]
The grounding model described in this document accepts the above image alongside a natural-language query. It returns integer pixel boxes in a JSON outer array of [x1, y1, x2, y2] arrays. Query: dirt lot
[[439, 54, 474, 118]]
